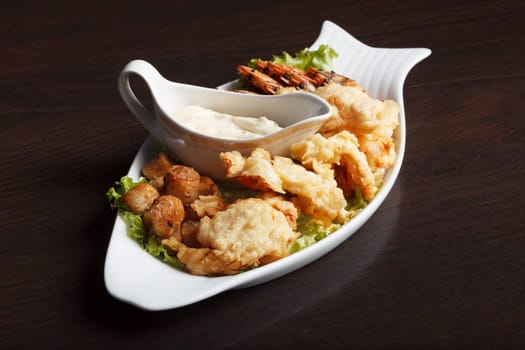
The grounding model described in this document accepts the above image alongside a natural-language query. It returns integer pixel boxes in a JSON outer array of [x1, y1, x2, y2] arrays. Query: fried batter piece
[[220, 148, 284, 194], [180, 220, 200, 248], [163, 198, 298, 275], [313, 83, 400, 189], [191, 195, 227, 218], [221, 148, 347, 225], [121, 182, 159, 214], [165, 242, 243, 276], [142, 152, 175, 190], [143, 195, 185, 239], [258, 192, 299, 230], [357, 133, 396, 185], [271, 156, 347, 226], [164, 165, 201, 205], [316, 83, 387, 136], [291, 131, 378, 201], [198, 176, 222, 197]]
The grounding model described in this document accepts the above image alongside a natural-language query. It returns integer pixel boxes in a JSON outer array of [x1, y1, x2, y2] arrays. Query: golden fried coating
[[357, 133, 396, 185], [221, 148, 347, 225], [121, 182, 159, 215], [190, 195, 227, 218], [198, 176, 222, 197], [308, 83, 400, 196], [271, 156, 347, 225], [143, 195, 185, 238], [180, 220, 200, 248], [291, 131, 378, 201], [166, 241, 243, 276], [257, 192, 299, 230], [220, 148, 284, 194], [197, 198, 298, 268], [162, 197, 298, 276], [316, 83, 385, 135], [316, 83, 399, 138], [164, 165, 200, 205], [141, 152, 175, 190]]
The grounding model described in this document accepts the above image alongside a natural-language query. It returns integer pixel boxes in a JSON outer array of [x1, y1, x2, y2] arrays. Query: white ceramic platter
[[104, 20, 431, 310]]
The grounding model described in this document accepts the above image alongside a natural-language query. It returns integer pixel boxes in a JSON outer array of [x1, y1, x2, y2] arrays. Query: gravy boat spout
[[118, 59, 332, 181]]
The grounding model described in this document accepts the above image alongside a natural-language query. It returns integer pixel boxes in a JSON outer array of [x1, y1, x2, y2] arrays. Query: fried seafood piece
[[164, 165, 201, 205], [316, 83, 399, 136], [371, 99, 400, 139], [198, 176, 222, 197], [183, 176, 224, 221], [157, 218, 201, 248], [121, 182, 159, 214], [271, 156, 347, 226], [163, 198, 298, 275], [198, 198, 298, 263], [221, 148, 347, 225], [180, 220, 200, 248], [258, 192, 299, 230], [163, 241, 243, 276], [220, 148, 285, 194], [356, 133, 397, 185], [190, 195, 227, 218], [291, 131, 378, 201], [142, 152, 175, 190], [143, 195, 185, 238], [314, 83, 399, 187]]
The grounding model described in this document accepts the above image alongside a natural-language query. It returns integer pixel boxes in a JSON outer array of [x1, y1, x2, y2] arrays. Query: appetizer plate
[[104, 20, 431, 311]]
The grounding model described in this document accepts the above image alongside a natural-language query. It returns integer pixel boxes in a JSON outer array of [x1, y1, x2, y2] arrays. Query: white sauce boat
[[118, 59, 332, 181]]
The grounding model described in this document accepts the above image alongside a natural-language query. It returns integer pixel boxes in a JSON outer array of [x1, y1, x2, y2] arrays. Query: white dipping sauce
[[172, 105, 283, 140]]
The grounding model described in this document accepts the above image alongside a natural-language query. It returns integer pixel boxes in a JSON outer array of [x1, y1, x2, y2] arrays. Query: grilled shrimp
[[237, 59, 365, 95], [254, 60, 317, 92], [236, 65, 282, 94], [306, 66, 366, 92]]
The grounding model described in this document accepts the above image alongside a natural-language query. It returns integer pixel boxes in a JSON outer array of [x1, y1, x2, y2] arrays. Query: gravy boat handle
[[118, 59, 165, 140]]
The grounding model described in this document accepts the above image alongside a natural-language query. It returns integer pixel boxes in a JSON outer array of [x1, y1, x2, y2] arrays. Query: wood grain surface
[[2, 0, 524, 348]]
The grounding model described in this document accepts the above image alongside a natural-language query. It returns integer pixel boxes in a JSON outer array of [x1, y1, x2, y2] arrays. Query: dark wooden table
[[2, 0, 524, 348]]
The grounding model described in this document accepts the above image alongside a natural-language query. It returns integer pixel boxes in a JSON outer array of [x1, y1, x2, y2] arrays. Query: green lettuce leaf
[[345, 187, 367, 215], [144, 235, 185, 270], [106, 175, 147, 210], [248, 44, 338, 72], [120, 210, 147, 245], [289, 214, 340, 253], [118, 211, 185, 269], [272, 44, 338, 71]]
